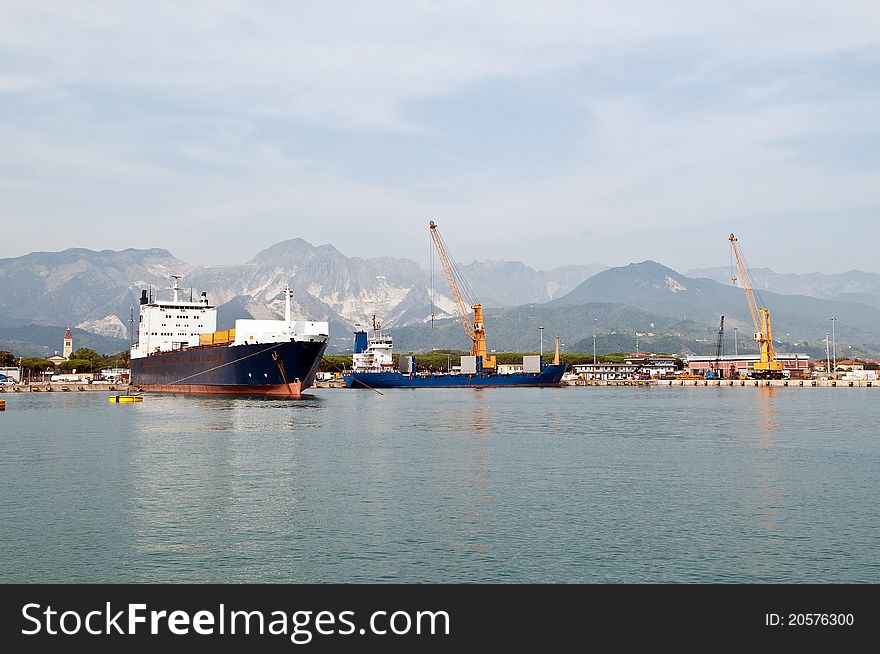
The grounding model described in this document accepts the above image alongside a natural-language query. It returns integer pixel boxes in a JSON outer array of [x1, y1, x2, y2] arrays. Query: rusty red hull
[[136, 382, 306, 397]]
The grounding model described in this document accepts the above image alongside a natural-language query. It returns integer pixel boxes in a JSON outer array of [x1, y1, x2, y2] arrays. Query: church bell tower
[[63, 327, 73, 360]]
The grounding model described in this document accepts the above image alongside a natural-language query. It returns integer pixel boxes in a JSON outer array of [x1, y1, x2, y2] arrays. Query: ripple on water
[[0, 387, 877, 582]]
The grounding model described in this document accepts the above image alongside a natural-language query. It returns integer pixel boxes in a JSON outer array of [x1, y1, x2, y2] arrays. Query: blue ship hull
[[345, 363, 566, 389], [131, 339, 327, 397]]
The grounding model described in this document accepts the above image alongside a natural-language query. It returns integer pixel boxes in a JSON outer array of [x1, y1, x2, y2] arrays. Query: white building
[[100, 368, 130, 381], [571, 356, 677, 381], [0, 367, 20, 383]]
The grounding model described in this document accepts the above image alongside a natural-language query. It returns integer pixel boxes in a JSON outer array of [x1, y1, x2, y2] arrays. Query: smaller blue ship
[[344, 220, 565, 389], [343, 316, 565, 389]]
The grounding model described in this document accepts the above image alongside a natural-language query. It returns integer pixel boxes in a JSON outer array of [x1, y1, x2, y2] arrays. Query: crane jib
[[429, 220, 496, 370]]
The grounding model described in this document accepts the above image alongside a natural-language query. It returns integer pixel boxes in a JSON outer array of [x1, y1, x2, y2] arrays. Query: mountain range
[[388, 262, 880, 358], [550, 261, 880, 347], [0, 240, 600, 356], [686, 267, 880, 308], [1, 241, 878, 359]]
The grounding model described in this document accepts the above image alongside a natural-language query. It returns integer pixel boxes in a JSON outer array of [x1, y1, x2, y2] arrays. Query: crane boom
[[728, 235, 762, 335], [429, 220, 495, 369], [729, 233, 784, 378], [429, 221, 474, 342]]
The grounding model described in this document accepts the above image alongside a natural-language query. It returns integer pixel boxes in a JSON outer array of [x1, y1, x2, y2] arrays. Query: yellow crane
[[729, 233, 785, 379], [429, 220, 496, 370]]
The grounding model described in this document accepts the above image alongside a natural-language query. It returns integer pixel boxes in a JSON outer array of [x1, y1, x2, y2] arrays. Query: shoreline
[[0, 382, 133, 393]]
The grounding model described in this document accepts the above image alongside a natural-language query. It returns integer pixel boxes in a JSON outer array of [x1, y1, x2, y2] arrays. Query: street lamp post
[[831, 316, 837, 376], [825, 332, 831, 378], [593, 334, 597, 364]]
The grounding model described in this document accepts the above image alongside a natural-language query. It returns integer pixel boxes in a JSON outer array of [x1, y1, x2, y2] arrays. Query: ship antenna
[[129, 305, 134, 352]]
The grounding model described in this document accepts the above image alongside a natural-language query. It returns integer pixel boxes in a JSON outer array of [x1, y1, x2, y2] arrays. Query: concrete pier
[[0, 382, 133, 393], [568, 379, 876, 388]]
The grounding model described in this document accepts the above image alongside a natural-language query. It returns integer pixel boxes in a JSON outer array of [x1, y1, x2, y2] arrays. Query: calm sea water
[[1, 387, 877, 583]]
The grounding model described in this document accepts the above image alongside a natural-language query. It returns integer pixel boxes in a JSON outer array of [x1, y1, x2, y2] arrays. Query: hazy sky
[[2, 1, 879, 273]]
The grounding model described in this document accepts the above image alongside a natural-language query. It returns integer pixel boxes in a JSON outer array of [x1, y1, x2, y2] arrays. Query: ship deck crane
[[729, 233, 785, 379], [429, 220, 496, 370]]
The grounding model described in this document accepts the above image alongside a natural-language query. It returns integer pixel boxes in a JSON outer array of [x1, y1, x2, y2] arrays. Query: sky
[[1, 1, 879, 273]]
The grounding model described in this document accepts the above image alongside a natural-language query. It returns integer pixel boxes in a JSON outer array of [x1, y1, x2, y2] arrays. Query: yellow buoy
[[109, 395, 143, 403]]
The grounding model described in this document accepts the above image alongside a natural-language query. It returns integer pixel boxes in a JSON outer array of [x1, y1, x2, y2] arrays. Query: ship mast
[[170, 275, 183, 303], [283, 284, 292, 325]]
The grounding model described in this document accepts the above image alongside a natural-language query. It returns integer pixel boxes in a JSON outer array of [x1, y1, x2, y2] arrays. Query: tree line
[[0, 349, 130, 375]]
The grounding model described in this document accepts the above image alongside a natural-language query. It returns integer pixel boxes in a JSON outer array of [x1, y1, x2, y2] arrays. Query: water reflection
[[4, 388, 878, 583], [745, 388, 784, 576], [471, 399, 490, 435], [757, 386, 777, 446]]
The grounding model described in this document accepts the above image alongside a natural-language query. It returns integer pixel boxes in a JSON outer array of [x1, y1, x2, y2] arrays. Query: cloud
[[0, 1, 879, 272]]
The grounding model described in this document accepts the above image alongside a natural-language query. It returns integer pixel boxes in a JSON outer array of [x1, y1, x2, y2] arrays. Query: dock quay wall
[[0, 383, 133, 393], [568, 379, 877, 388], [4, 380, 875, 391]]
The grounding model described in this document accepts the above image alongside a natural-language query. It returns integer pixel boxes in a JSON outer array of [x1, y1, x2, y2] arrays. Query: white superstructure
[[131, 277, 329, 359], [131, 276, 217, 359], [232, 319, 330, 345], [351, 316, 394, 372]]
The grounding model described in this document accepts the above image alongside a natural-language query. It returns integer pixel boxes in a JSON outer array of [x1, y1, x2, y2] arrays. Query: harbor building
[[100, 368, 130, 382], [0, 367, 20, 383], [571, 355, 677, 381], [686, 353, 810, 378]]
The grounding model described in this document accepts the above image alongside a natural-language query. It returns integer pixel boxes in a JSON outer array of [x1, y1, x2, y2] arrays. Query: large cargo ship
[[130, 276, 328, 397], [344, 318, 565, 389]]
